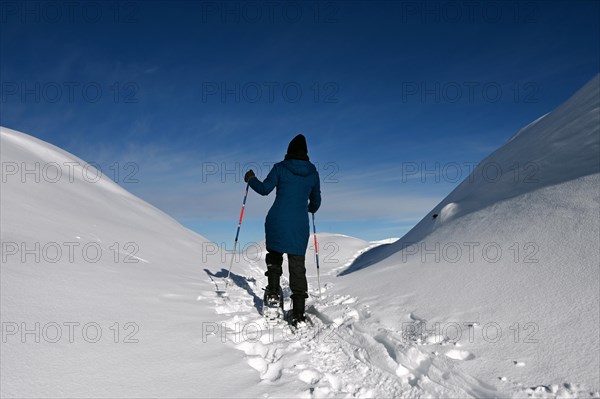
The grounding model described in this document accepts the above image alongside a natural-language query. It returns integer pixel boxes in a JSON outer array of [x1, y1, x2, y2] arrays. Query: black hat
[[285, 134, 309, 161]]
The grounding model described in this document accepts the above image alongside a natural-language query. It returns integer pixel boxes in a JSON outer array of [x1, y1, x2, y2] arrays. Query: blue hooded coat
[[249, 158, 321, 256]]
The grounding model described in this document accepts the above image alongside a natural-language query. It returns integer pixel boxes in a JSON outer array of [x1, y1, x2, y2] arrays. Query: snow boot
[[288, 295, 306, 328], [263, 267, 284, 323], [264, 266, 281, 302]]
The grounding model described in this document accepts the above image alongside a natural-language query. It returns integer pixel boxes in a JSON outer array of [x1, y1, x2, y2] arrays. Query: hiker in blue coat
[[244, 134, 321, 325]]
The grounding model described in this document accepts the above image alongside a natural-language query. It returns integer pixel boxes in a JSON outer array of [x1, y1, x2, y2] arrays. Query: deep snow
[[0, 128, 263, 397], [1, 74, 599, 398], [336, 74, 600, 394]]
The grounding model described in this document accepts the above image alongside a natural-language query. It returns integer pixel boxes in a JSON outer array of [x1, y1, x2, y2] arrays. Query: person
[[244, 134, 321, 326]]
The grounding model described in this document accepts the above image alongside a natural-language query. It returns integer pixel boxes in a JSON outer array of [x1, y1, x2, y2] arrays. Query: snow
[[335, 74, 600, 396], [1, 74, 599, 398], [0, 128, 262, 397]]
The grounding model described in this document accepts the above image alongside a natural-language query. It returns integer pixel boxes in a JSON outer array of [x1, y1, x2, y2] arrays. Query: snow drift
[[0, 127, 263, 398], [348, 74, 600, 272], [340, 75, 600, 393]]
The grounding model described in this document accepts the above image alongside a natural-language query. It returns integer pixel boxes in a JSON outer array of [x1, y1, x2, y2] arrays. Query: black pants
[[265, 249, 308, 299]]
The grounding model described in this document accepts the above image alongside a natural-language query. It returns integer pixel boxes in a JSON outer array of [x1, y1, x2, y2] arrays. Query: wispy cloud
[[66, 138, 446, 243]]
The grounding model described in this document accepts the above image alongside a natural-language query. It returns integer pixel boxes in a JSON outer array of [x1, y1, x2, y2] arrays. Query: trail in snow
[[199, 252, 497, 398]]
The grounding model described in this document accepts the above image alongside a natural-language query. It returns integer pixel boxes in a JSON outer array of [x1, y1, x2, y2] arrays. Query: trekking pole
[[311, 212, 322, 300], [225, 183, 249, 289]]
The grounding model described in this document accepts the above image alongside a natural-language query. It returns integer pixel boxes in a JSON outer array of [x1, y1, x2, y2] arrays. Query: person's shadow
[[204, 268, 263, 313]]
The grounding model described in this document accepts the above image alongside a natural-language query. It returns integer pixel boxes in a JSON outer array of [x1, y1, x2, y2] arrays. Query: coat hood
[[281, 159, 317, 177]]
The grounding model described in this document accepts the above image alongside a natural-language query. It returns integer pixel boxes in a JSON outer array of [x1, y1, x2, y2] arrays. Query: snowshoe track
[[205, 257, 597, 398], [207, 260, 499, 397]]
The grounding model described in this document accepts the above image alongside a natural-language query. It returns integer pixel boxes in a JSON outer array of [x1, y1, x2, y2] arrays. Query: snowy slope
[[351, 74, 600, 268], [337, 75, 600, 395], [0, 127, 263, 398]]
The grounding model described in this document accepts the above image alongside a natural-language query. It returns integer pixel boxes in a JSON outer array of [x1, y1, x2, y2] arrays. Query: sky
[[1, 0, 599, 246]]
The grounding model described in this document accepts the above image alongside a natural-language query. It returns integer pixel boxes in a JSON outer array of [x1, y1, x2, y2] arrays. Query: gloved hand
[[244, 169, 255, 183], [308, 203, 318, 213]]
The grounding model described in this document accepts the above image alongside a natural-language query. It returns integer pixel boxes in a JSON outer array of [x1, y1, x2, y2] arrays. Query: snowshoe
[[287, 311, 313, 333], [262, 286, 284, 324]]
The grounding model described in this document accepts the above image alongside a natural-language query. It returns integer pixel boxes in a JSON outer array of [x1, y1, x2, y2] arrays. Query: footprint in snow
[[247, 356, 269, 375], [445, 349, 475, 361], [298, 369, 321, 385]]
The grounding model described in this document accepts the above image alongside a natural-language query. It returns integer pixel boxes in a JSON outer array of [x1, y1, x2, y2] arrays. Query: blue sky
[[1, 0, 599, 245]]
